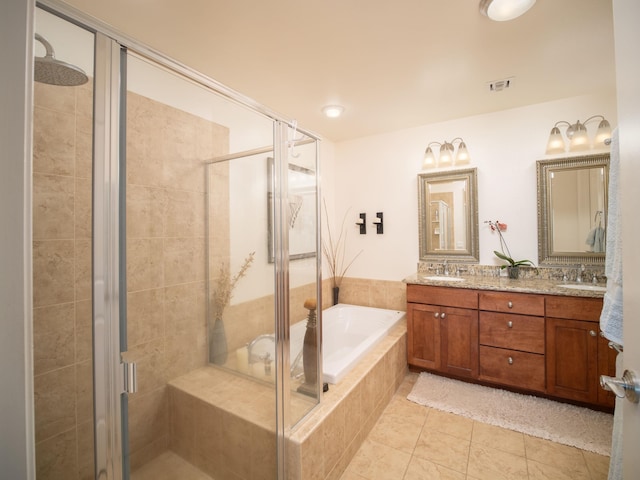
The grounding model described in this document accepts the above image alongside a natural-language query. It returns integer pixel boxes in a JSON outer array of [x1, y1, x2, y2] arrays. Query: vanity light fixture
[[423, 138, 470, 170], [545, 115, 612, 154], [479, 0, 536, 21], [322, 105, 344, 118]]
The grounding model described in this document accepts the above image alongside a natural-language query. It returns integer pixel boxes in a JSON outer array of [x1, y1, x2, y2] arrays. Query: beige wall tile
[[34, 81, 76, 113], [127, 288, 165, 347], [127, 185, 165, 239], [34, 366, 77, 442], [193, 398, 223, 478], [128, 387, 169, 455], [168, 388, 198, 464], [163, 237, 205, 286], [76, 360, 94, 424], [33, 173, 75, 240], [33, 302, 75, 375], [77, 420, 95, 480], [36, 428, 78, 480], [33, 239, 75, 307], [164, 282, 205, 335], [127, 238, 164, 291], [74, 129, 93, 180], [33, 106, 76, 176], [74, 239, 92, 301], [75, 299, 92, 363], [74, 177, 92, 239]]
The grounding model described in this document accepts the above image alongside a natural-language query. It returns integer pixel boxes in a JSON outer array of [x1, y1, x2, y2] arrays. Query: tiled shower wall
[[123, 91, 229, 469], [32, 80, 94, 479]]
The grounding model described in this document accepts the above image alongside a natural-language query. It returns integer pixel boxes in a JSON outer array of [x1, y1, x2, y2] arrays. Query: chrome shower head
[[34, 33, 88, 86]]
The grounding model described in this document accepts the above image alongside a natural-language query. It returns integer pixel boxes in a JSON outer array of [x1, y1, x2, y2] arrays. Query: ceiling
[[65, 0, 616, 142]]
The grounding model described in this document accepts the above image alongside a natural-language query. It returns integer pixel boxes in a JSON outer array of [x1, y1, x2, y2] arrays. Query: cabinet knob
[[507, 321, 513, 328], [589, 330, 597, 337], [507, 301, 513, 309], [508, 357, 514, 365], [440, 313, 446, 319], [434, 312, 439, 318]]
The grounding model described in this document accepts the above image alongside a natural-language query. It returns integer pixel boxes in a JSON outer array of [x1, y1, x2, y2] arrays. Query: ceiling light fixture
[[545, 115, 612, 154], [479, 0, 536, 21], [322, 105, 344, 118], [423, 138, 470, 170]]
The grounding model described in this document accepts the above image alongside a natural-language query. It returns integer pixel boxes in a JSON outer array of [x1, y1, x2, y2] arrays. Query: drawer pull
[[507, 301, 513, 309], [589, 330, 597, 337], [508, 356, 514, 365], [507, 321, 513, 328], [440, 313, 446, 319]]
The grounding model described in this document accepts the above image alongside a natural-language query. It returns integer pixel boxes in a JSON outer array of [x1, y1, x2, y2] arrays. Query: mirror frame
[[418, 168, 479, 263], [536, 153, 609, 266]]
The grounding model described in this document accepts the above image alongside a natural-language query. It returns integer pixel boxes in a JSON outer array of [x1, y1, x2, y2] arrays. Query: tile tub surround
[[168, 319, 407, 480]]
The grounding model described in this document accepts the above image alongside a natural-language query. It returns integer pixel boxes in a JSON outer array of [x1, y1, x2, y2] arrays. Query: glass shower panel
[[32, 7, 96, 479], [124, 50, 281, 479]]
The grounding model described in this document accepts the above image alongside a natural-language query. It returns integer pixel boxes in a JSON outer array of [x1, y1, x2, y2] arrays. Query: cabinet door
[[546, 318, 599, 403], [441, 306, 479, 378], [407, 303, 441, 370]]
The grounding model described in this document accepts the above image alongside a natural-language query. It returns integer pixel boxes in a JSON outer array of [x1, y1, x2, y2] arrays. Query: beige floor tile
[[527, 458, 591, 480], [339, 470, 368, 480], [347, 438, 411, 480], [423, 409, 474, 441], [467, 443, 528, 480], [413, 428, 470, 474], [524, 435, 590, 477], [471, 422, 525, 457], [368, 412, 423, 454], [583, 451, 610, 480], [403, 455, 466, 480], [386, 395, 431, 422], [130, 451, 213, 480]]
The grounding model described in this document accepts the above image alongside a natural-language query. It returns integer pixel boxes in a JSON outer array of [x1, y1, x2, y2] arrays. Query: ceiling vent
[[488, 77, 513, 92]]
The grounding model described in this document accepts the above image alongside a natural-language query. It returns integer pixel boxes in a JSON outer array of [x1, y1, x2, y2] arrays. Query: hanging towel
[[585, 226, 606, 252], [600, 128, 623, 346]]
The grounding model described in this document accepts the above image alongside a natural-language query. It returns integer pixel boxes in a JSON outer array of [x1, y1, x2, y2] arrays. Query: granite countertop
[[403, 273, 606, 298]]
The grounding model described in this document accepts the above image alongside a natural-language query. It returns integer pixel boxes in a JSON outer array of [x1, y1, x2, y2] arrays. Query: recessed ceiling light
[[322, 105, 344, 118], [479, 0, 536, 21]]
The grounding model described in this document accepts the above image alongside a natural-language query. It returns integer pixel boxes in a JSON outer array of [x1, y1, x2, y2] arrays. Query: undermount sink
[[422, 276, 465, 282], [557, 284, 606, 292]]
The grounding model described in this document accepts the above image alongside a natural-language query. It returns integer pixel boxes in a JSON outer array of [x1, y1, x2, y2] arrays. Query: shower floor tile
[[131, 451, 213, 480]]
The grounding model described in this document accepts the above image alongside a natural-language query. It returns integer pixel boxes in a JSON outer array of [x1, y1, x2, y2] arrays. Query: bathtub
[[243, 303, 405, 384]]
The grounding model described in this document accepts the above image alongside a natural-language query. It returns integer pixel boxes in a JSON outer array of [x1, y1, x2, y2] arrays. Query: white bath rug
[[408, 372, 613, 456]]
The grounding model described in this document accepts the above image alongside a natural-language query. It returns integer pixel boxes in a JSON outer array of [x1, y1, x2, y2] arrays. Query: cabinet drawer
[[479, 346, 545, 392], [479, 291, 544, 316], [546, 295, 603, 321], [407, 284, 478, 309], [479, 312, 544, 354]]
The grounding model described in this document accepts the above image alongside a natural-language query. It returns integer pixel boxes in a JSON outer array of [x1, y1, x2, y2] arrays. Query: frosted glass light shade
[[569, 123, 590, 151], [439, 143, 454, 165], [455, 141, 470, 165], [594, 119, 612, 148], [423, 147, 436, 169], [545, 126, 565, 154], [480, 0, 536, 21]]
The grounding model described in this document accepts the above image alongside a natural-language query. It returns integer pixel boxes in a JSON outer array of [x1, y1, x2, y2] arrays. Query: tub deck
[[168, 318, 407, 480]]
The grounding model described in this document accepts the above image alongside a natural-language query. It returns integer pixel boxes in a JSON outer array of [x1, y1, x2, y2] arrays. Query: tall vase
[[210, 317, 228, 365], [332, 286, 340, 306]]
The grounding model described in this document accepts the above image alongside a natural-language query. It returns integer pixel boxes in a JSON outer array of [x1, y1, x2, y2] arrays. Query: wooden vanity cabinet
[[478, 292, 546, 392], [407, 285, 479, 379], [546, 295, 616, 408]]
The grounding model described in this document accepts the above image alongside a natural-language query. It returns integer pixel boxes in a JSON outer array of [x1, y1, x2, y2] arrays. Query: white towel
[[600, 128, 623, 346]]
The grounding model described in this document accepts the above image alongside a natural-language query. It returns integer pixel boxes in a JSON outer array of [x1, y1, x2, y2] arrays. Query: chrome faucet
[[576, 264, 585, 283], [443, 259, 449, 276], [247, 334, 275, 366]]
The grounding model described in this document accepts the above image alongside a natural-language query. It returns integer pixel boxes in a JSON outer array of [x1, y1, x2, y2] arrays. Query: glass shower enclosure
[[32, 3, 322, 479]]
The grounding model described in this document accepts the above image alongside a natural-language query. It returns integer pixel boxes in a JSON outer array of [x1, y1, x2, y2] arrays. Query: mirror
[[418, 168, 479, 263], [537, 153, 609, 265]]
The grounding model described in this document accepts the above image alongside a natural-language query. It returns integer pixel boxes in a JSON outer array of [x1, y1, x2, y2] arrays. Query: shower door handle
[[122, 361, 138, 394]]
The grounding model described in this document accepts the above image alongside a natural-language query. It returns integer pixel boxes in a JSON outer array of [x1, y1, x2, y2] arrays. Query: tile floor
[[132, 372, 610, 480], [340, 373, 610, 480]]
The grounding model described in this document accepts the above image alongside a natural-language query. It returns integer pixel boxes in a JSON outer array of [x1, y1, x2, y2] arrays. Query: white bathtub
[[242, 303, 405, 385]]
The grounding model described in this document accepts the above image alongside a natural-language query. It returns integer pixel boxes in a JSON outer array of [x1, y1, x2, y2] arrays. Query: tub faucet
[[247, 334, 275, 365]]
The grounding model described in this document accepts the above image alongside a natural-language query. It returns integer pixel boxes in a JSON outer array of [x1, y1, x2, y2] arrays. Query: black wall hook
[[373, 212, 384, 234], [356, 213, 366, 234]]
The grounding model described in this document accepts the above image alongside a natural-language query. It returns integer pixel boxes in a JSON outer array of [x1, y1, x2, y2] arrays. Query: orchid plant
[[485, 220, 534, 269]]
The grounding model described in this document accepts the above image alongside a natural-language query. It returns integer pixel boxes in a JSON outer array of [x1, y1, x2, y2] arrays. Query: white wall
[[0, 0, 35, 478], [331, 92, 617, 281]]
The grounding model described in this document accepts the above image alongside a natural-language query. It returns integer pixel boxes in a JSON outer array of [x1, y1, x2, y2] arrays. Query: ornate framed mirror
[[537, 153, 609, 265], [417, 168, 479, 263]]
